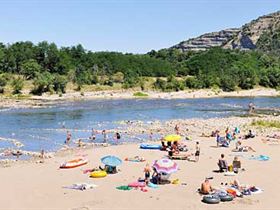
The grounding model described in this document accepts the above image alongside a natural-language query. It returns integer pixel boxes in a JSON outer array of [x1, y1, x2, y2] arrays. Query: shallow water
[[0, 97, 279, 153]]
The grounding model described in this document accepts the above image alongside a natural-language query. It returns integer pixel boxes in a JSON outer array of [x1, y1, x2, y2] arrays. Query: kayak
[[140, 144, 162, 150], [60, 158, 88, 169], [90, 170, 107, 178]]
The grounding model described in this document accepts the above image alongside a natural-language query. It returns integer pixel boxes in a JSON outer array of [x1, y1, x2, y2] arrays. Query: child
[[144, 164, 151, 184]]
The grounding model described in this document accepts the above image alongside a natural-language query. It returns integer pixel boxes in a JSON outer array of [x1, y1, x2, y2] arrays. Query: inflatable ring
[[90, 170, 107, 178], [219, 194, 234, 202], [202, 195, 220, 204]]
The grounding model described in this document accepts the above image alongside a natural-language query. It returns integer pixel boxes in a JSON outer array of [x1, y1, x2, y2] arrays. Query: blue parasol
[[101, 155, 122, 167]]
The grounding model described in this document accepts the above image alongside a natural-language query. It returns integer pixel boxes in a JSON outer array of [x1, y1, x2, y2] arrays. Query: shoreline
[[2, 114, 279, 167], [0, 87, 279, 109]]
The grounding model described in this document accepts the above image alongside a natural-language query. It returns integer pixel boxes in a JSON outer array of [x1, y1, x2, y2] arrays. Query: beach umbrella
[[164, 134, 181, 142], [101, 155, 122, 167], [153, 158, 178, 174]]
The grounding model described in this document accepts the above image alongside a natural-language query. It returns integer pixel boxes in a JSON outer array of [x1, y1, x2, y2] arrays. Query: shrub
[[11, 77, 24, 94], [133, 92, 149, 97]]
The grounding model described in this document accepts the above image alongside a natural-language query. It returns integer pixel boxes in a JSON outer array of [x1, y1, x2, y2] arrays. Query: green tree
[[20, 59, 41, 79]]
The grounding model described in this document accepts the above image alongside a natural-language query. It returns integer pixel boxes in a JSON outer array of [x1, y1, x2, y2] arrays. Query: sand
[[1, 116, 279, 210]]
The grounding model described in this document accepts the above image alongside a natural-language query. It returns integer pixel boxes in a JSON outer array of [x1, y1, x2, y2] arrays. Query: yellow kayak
[[90, 170, 107, 178]]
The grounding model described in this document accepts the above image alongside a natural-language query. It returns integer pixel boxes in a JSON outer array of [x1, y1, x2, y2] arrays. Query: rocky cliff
[[171, 11, 280, 52]]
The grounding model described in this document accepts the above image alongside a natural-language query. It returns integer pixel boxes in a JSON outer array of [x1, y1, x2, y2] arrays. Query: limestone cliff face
[[171, 11, 280, 52]]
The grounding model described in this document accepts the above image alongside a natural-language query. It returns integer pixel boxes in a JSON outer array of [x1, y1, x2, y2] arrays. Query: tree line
[[0, 41, 280, 95]]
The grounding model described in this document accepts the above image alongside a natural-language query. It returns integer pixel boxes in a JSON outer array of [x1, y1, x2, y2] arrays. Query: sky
[[0, 0, 279, 53]]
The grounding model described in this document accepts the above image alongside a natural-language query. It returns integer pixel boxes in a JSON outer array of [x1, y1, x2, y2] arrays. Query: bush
[[11, 77, 24, 94], [133, 92, 149, 97], [0, 75, 7, 93], [112, 72, 124, 83], [32, 72, 54, 95], [53, 74, 67, 93], [185, 77, 201, 89], [154, 78, 167, 91]]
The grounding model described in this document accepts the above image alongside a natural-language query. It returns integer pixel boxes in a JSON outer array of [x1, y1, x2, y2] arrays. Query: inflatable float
[[60, 158, 88, 169], [90, 170, 107, 178], [140, 144, 161, 150], [202, 195, 220, 204], [128, 181, 146, 188], [217, 192, 234, 202]]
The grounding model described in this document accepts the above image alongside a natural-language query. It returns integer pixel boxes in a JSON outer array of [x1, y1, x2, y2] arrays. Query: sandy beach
[[0, 87, 279, 109], [1, 115, 279, 210]]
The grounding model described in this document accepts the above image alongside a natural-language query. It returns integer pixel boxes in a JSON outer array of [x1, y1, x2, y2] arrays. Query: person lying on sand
[[266, 134, 280, 139], [125, 156, 145, 162], [233, 141, 256, 152], [201, 130, 219, 137]]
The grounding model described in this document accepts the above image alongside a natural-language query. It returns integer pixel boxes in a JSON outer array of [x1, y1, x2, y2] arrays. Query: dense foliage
[[149, 47, 280, 91], [0, 41, 280, 94]]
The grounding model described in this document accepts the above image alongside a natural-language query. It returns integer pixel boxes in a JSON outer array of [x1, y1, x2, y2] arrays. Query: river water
[[0, 97, 279, 153]]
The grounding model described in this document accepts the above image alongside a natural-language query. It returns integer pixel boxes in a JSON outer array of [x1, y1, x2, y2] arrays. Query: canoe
[[90, 170, 107, 178], [60, 158, 88, 169]]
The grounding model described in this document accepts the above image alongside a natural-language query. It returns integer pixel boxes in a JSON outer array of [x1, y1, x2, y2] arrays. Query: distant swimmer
[[65, 130, 71, 144], [248, 102, 255, 114]]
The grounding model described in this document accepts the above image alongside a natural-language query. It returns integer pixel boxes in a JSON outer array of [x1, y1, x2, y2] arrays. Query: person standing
[[248, 102, 255, 114], [102, 130, 108, 143], [175, 124, 179, 134], [195, 141, 200, 162], [65, 130, 71, 145], [90, 128, 96, 140], [114, 132, 121, 144]]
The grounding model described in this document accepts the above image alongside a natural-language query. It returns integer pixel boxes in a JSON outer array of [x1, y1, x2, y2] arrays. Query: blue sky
[[0, 0, 279, 53]]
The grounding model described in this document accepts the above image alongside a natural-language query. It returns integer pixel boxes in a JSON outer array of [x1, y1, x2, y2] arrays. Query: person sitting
[[226, 132, 233, 141], [200, 178, 214, 194], [151, 168, 161, 184], [244, 130, 255, 139], [234, 127, 240, 134], [167, 141, 172, 149], [211, 130, 219, 137], [218, 154, 228, 172], [232, 156, 241, 173], [99, 165, 117, 174], [161, 140, 167, 151]]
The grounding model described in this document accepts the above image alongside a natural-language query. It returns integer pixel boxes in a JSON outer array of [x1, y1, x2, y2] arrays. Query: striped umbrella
[[153, 158, 178, 174]]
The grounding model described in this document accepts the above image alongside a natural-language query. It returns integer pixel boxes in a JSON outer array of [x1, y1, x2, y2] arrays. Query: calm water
[[0, 97, 279, 153]]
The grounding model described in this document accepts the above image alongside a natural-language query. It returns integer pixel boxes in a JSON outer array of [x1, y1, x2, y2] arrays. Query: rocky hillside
[[171, 11, 280, 52]]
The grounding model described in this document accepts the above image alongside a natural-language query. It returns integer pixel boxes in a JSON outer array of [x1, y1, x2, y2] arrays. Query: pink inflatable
[[128, 182, 146, 188]]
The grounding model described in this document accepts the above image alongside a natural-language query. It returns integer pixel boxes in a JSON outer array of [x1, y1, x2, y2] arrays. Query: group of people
[[217, 154, 242, 173], [64, 129, 122, 146], [143, 163, 165, 185]]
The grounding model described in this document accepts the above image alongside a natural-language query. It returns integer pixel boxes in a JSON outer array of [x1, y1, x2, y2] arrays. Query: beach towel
[[249, 187, 263, 194], [249, 155, 270, 161], [148, 182, 159, 189], [116, 186, 133, 191], [64, 183, 97, 191]]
